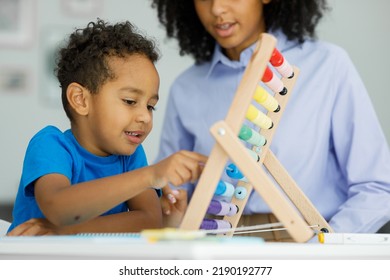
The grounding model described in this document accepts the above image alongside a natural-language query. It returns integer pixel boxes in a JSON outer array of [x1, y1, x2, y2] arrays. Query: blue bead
[[234, 186, 247, 200], [214, 180, 234, 197], [226, 163, 244, 179], [215, 181, 227, 195]]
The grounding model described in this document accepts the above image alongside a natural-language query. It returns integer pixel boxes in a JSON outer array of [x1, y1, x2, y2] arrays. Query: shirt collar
[[206, 30, 299, 78], [206, 43, 255, 77]]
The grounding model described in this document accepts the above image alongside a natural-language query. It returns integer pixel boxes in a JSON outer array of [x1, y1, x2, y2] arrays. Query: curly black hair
[[55, 19, 160, 121], [151, 0, 329, 63]]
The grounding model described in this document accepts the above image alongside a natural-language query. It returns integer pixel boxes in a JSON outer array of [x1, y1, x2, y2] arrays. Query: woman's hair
[[55, 19, 159, 121], [151, 0, 329, 63]]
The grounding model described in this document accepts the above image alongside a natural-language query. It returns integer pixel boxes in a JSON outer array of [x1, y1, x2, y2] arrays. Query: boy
[[7, 19, 206, 235]]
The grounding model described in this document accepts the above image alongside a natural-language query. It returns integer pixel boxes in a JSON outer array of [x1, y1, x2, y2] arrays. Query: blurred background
[[1, 0, 389, 222]]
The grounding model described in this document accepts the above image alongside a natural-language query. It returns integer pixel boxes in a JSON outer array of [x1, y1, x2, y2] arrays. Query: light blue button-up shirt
[[156, 31, 390, 233]]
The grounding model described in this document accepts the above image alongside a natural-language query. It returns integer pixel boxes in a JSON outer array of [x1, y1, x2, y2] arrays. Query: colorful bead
[[238, 125, 267, 147], [246, 104, 273, 129], [214, 180, 235, 197], [246, 148, 260, 162], [270, 48, 294, 79], [200, 218, 232, 230], [261, 66, 287, 95], [207, 199, 239, 216], [234, 186, 247, 200], [226, 163, 248, 182], [253, 85, 280, 112]]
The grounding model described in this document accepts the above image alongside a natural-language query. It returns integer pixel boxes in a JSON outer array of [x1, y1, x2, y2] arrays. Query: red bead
[[270, 48, 284, 67], [261, 66, 273, 83]]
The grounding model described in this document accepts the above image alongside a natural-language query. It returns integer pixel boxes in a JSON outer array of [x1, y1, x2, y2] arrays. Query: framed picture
[[0, 66, 30, 95], [0, 0, 35, 48], [61, 0, 103, 17]]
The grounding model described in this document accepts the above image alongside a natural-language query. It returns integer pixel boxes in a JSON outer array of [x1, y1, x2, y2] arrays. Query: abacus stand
[[179, 33, 332, 243]]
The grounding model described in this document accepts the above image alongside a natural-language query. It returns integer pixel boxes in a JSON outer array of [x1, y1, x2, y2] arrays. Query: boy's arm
[[34, 169, 156, 227], [64, 189, 163, 234], [34, 151, 206, 227], [8, 189, 162, 236]]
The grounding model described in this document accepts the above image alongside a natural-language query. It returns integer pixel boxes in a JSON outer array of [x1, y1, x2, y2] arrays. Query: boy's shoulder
[[35, 125, 63, 135], [28, 125, 72, 149], [30, 125, 66, 141]]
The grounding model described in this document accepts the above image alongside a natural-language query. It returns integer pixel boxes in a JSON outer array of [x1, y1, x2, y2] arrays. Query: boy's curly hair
[[55, 19, 160, 121], [151, 0, 329, 63]]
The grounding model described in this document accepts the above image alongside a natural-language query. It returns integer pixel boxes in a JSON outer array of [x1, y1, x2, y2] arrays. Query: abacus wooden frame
[[179, 33, 332, 243]]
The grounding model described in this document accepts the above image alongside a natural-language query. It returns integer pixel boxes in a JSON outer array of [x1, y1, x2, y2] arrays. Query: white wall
[[318, 0, 390, 139], [0, 0, 389, 204]]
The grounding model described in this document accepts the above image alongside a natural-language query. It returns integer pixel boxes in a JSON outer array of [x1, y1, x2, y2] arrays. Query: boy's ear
[[263, 0, 272, 4], [67, 82, 90, 116]]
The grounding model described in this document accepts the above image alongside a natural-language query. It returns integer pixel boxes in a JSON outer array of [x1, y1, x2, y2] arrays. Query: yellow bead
[[245, 104, 258, 120], [253, 86, 268, 103]]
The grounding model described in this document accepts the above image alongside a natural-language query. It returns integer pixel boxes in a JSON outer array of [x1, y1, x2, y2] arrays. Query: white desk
[[1, 235, 389, 259]]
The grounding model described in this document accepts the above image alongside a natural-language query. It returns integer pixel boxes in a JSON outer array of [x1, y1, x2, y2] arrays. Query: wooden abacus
[[179, 33, 333, 243]]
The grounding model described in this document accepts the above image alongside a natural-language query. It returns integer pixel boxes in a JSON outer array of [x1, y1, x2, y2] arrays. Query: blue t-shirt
[[8, 125, 152, 232]]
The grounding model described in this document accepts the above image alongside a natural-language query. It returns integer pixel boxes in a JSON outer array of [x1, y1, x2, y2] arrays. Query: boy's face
[[84, 54, 159, 157]]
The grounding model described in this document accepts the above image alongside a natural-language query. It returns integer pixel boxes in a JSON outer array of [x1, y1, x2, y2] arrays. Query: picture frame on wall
[[0, 0, 35, 48], [0, 66, 31, 95]]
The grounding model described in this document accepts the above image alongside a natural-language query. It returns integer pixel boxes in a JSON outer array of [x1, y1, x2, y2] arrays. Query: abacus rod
[[224, 33, 276, 132], [211, 120, 314, 243], [224, 66, 301, 234]]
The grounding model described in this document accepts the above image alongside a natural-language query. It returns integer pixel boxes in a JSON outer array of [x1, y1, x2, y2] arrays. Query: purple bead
[[207, 199, 239, 216], [200, 218, 231, 230]]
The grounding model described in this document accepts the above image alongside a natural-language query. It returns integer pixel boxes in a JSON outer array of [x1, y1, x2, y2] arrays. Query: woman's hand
[[161, 186, 188, 228]]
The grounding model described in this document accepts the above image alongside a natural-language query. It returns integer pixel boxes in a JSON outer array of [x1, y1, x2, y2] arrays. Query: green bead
[[239, 125, 252, 141]]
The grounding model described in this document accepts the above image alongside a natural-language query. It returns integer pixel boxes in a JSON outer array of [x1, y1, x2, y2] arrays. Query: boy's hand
[[151, 151, 207, 188], [161, 186, 188, 228], [7, 218, 61, 236]]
